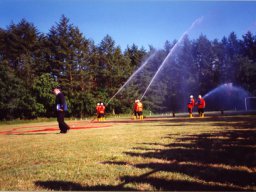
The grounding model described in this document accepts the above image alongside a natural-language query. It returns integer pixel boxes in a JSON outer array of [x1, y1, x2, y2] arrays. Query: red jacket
[[133, 103, 138, 111], [96, 105, 101, 114], [99, 105, 105, 114], [197, 98, 206, 109], [187, 98, 195, 109]]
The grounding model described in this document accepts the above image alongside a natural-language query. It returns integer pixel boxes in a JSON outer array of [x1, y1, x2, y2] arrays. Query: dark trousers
[[57, 111, 70, 132], [198, 108, 205, 114]]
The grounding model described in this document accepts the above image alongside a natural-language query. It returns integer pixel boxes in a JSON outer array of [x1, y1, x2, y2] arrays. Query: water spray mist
[[106, 51, 157, 105], [140, 16, 204, 101]]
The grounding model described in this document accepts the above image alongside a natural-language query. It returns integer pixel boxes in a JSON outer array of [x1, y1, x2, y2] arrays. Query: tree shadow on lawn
[[34, 176, 239, 191], [110, 116, 256, 190], [35, 180, 135, 191], [151, 115, 256, 127], [35, 116, 256, 191]]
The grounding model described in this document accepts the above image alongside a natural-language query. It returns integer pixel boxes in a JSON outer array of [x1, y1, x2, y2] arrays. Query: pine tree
[[239, 31, 256, 94], [3, 19, 41, 86], [241, 31, 256, 61], [0, 60, 37, 119], [193, 34, 216, 94]]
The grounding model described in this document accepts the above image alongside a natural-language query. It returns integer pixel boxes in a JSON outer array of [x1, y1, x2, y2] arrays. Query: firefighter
[[133, 100, 139, 120], [99, 102, 106, 121], [196, 95, 206, 117], [187, 95, 195, 118], [136, 100, 143, 120], [96, 103, 101, 121]]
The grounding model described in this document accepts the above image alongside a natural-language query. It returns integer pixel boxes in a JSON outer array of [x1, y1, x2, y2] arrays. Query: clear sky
[[1, 0, 256, 50]]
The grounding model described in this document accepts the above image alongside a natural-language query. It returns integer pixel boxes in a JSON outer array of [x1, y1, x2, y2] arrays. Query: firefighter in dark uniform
[[52, 86, 70, 134]]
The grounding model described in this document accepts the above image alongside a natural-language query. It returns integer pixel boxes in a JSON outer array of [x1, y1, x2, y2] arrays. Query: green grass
[[0, 115, 255, 191], [0, 117, 56, 125]]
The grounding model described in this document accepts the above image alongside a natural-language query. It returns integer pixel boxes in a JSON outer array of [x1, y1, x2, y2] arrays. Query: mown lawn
[[0, 115, 255, 191]]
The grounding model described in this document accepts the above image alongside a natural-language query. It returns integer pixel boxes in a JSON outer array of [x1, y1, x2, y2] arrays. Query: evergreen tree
[[220, 32, 241, 84], [1, 15, 256, 119], [175, 35, 195, 111], [0, 60, 37, 120], [211, 39, 223, 86], [0, 20, 41, 119], [47, 15, 92, 117], [123, 43, 147, 97], [3, 19, 41, 87], [96, 36, 138, 103], [0, 28, 5, 58], [124, 44, 146, 68], [239, 32, 256, 94], [236, 57, 256, 94], [32, 73, 59, 117], [193, 34, 216, 94], [96, 34, 116, 98], [227, 32, 241, 83], [241, 31, 256, 61]]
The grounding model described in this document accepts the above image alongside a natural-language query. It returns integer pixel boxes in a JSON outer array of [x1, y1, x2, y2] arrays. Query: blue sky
[[1, 0, 256, 50]]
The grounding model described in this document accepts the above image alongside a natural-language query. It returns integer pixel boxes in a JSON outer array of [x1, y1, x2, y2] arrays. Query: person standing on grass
[[187, 95, 195, 118], [133, 99, 139, 120], [99, 102, 106, 121], [196, 95, 206, 117], [136, 100, 143, 120], [96, 103, 101, 121], [52, 86, 70, 134]]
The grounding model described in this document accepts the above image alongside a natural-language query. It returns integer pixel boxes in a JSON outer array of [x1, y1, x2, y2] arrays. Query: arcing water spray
[[140, 16, 204, 101]]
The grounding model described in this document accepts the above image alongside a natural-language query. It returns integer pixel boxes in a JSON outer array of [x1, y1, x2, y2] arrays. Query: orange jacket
[[187, 98, 195, 109], [136, 102, 143, 112]]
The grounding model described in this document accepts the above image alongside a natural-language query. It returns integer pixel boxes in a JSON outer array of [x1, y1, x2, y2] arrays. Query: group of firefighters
[[95, 95, 205, 121], [53, 85, 205, 134], [133, 99, 144, 120], [96, 102, 106, 121], [187, 95, 206, 118]]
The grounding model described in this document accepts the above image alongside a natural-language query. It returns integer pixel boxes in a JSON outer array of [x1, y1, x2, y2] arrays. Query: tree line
[[0, 15, 256, 120]]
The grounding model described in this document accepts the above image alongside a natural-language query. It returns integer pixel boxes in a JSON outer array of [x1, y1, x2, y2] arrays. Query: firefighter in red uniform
[[133, 100, 139, 120], [99, 102, 106, 121], [136, 100, 143, 120], [196, 95, 206, 117], [96, 103, 101, 121], [187, 95, 195, 118]]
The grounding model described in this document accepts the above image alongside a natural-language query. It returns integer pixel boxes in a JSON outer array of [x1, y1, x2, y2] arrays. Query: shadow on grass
[[119, 174, 240, 191], [36, 115, 256, 191], [108, 115, 256, 191], [35, 180, 135, 191], [150, 115, 256, 127]]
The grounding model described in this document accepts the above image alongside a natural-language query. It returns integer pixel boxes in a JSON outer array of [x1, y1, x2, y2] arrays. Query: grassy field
[[0, 114, 255, 191]]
